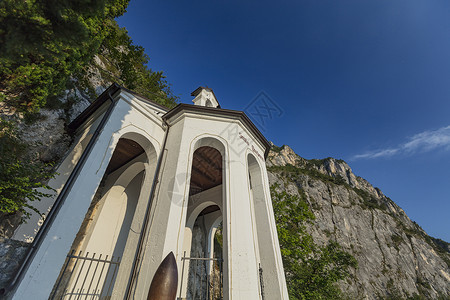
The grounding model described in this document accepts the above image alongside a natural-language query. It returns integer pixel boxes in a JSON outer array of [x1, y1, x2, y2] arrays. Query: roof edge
[[68, 83, 170, 131], [68, 83, 121, 131], [162, 104, 271, 159]]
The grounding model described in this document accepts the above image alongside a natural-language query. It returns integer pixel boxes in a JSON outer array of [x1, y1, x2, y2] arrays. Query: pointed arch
[[57, 129, 160, 299], [177, 135, 228, 299], [247, 152, 283, 299]]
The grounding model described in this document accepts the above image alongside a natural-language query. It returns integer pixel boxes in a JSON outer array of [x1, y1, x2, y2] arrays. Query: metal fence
[[49, 250, 121, 300], [259, 264, 265, 300], [179, 253, 223, 300]]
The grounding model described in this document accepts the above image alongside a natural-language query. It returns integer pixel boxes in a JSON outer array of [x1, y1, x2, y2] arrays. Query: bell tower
[[191, 86, 220, 108], [10, 84, 288, 299]]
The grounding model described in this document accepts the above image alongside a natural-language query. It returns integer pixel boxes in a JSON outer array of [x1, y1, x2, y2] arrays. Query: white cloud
[[352, 125, 450, 160], [403, 126, 450, 152], [353, 148, 399, 160]]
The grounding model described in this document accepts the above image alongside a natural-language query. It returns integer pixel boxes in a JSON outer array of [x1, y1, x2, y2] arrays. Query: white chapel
[[9, 84, 288, 299]]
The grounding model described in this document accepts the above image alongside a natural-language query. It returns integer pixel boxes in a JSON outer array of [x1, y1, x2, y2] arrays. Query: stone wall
[[0, 238, 29, 293]]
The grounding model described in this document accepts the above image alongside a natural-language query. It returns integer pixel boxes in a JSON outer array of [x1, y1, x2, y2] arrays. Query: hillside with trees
[[0, 0, 178, 225]]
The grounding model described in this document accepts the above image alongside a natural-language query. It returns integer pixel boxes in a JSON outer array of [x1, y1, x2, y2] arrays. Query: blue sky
[[117, 0, 450, 242]]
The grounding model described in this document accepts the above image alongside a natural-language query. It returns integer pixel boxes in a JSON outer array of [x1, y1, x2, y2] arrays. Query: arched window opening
[[179, 146, 224, 300], [189, 146, 222, 196], [205, 99, 213, 107], [51, 137, 148, 299]]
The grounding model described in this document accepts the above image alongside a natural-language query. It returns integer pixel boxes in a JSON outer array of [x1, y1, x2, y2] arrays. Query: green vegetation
[[353, 188, 386, 211], [423, 235, 450, 269], [271, 144, 284, 153], [0, 0, 179, 219], [268, 162, 393, 212], [309, 157, 346, 167], [429, 237, 450, 254], [390, 234, 404, 251], [91, 21, 178, 107], [271, 185, 357, 299], [393, 217, 450, 268], [213, 222, 223, 260], [0, 0, 177, 114], [268, 163, 348, 186], [0, 119, 55, 219]]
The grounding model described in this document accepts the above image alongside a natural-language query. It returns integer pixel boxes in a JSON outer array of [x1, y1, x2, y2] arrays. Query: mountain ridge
[[267, 144, 450, 299]]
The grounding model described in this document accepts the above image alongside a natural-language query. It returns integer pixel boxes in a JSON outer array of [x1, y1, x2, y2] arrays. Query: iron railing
[[179, 252, 223, 300], [49, 250, 121, 299], [259, 264, 265, 300]]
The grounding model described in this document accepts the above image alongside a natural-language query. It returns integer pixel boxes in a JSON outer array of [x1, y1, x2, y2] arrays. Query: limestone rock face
[[17, 109, 72, 163], [0, 238, 28, 292], [267, 145, 450, 299], [267, 145, 306, 167]]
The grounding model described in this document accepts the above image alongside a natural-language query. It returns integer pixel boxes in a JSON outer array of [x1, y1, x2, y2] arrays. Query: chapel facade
[[10, 84, 288, 299]]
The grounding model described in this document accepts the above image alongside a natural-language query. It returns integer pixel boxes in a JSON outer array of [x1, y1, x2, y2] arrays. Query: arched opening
[[247, 153, 282, 299], [205, 99, 213, 107], [179, 146, 224, 300], [51, 137, 153, 299]]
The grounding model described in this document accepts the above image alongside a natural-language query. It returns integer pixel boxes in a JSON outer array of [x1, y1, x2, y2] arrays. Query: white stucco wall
[[12, 91, 166, 299]]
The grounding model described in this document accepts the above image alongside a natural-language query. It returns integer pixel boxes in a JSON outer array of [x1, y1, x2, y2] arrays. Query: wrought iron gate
[[179, 252, 223, 300], [50, 250, 121, 299]]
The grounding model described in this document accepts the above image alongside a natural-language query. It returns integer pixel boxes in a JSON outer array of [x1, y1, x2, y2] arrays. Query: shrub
[[0, 119, 55, 219], [271, 184, 358, 299]]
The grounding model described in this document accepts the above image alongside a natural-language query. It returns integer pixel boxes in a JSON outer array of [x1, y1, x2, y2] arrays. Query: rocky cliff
[[267, 145, 450, 299]]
